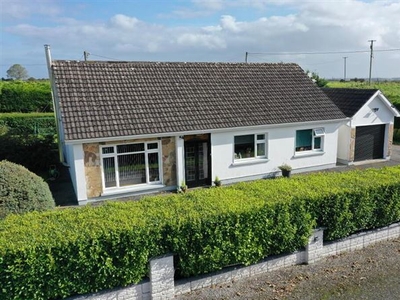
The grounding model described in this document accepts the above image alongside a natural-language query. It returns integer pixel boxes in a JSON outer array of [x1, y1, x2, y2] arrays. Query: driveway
[[390, 144, 400, 163]]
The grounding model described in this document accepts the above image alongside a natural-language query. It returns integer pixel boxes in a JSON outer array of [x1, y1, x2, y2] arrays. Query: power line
[[246, 48, 400, 57], [89, 53, 120, 61]]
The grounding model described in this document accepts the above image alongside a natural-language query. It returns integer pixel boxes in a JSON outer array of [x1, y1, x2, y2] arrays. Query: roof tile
[[51, 61, 346, 141], [321, 88, 377, 117]]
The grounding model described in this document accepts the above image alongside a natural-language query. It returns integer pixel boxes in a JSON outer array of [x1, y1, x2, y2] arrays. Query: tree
[[306, 70, 328, 87], [6, 64, 28, 80]]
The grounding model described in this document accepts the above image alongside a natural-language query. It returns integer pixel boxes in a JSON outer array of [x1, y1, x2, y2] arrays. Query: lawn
[[326, 81, 400, 104]]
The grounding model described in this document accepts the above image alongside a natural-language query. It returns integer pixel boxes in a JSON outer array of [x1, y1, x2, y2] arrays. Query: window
[[234, 134, 267, 159], [101, 141, 161, 189], [296, 128, 325, 152]]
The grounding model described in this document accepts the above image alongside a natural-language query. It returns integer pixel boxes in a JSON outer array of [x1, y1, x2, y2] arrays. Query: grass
[[326, 81, 400, 104]]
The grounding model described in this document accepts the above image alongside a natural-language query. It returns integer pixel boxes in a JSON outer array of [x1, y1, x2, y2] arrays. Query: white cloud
[[2, 0, 400, 78], [220, 15, 242, 32], [1, 0, 61, 20], [177, 33, 227, 49], [110, 14, 140, 30], [192, 0, 226, 11]]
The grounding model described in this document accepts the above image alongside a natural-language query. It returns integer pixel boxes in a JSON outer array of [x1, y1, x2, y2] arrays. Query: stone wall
[[162, 137, 176, 187], [83, 143, 102, 198], [69, 222, 400, 299], [349, 127, 356, 162], [388, 123, 394, 157]]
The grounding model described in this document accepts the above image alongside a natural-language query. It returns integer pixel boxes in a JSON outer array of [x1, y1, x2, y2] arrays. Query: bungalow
[[45, 47, 395, 204], [322, 88, 399, 164]]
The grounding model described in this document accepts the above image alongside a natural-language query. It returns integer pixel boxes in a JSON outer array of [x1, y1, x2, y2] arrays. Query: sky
[[1, 0, 400, 79]]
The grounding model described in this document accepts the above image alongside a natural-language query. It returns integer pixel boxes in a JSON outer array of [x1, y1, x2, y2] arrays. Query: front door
[[184, 140, 211, 188]]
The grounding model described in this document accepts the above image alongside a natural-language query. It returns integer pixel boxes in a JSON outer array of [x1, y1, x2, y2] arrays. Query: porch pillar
[[72, 144, 87, 203], [175, 136, 185, 187]]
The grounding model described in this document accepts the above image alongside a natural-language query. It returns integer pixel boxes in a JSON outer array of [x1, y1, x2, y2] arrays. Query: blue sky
[[1, 0, 400, 79]]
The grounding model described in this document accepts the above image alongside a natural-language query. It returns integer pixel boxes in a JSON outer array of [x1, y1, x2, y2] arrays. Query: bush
[[0, 80, 52, 113], [0, 113, 56, 136], [0, 134, 58, 173], [0, 184, 313, 299], [1, 166, 400, 299], [0, 160, 55, 219]]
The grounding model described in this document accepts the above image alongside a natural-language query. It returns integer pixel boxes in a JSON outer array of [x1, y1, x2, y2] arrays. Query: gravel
[[176, 237, 400, 300]]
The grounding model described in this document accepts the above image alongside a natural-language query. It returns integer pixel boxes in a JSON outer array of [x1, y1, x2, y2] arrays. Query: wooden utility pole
[[368, 40, 376, 85], [343, 57, 348, 81], [84, 51, 90, 61]]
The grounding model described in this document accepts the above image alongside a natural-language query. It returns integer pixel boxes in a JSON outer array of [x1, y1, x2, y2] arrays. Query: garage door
[[354, 124, 385, 161]]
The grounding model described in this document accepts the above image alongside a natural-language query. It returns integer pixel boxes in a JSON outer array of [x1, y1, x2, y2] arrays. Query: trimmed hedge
[[1, 166, 400, 299], [0, 134, 58, 173], [0, 113, 56, 136], [0, 113, 58, 172], [0, 80, 52, 113], [0, 186, 313, 299]]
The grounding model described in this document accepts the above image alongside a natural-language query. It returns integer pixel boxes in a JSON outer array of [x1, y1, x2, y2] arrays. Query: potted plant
[[278, 163, 292, 178], [214, 176, 222, 187], [177, 180, 188, 193]]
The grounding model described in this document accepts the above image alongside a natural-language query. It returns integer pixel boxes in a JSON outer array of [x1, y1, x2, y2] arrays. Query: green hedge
[[0, 113, 56, 136], [0, 185, 313, 299], [1, 166, 400, 299], [0, 134, 58, 173], [0, 80, 52, 113], [0, 113, 58, 172]]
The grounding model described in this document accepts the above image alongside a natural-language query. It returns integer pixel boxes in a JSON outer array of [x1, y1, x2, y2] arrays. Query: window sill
[[231, 158, 270, 167], [102, 183, 165, 196], [293, 151, 325, 158]]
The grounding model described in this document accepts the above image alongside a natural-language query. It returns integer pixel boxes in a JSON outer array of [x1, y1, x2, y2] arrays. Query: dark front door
[[354, 124, 385, 161], [184, 140, 211, 188]]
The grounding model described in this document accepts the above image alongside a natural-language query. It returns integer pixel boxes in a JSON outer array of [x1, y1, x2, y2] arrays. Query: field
[[326, 81, 400, 104]]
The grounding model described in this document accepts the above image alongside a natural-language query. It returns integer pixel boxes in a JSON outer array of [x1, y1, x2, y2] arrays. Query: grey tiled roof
[[51, 61, 346, 141], [321, 88, 378, 117]]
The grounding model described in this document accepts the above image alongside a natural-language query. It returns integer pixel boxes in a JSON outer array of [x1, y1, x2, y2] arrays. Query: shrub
[[0, 132, 58, 173], [0, 184, 313, 299], [0, 80, 52, 113], [0, 160, 55, 219], [0, 113, 56, 136]]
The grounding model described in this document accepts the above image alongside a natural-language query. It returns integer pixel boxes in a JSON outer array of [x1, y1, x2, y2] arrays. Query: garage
[[354, 124, 385, 161]]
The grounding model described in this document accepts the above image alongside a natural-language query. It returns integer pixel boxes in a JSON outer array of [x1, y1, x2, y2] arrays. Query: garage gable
[[352, 92, 399, 126]]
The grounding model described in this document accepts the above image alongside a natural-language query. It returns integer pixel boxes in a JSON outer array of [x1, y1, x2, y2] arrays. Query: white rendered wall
[[337, 123, 351, 163], [352, 95, 394, 127], [65, 144, 76, 192], [175, 136, 185, 187], [210, 122, 340, 183], [65, 144, 87, 203]]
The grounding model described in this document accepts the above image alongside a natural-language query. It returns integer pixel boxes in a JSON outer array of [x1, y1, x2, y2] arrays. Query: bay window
[[101, 141, 161, 189]]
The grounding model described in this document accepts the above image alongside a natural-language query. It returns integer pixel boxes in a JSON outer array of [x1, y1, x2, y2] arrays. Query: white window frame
[[233, 133, 268, 161], [100, 141, 162, 190], [295, 128, 325, 153]]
